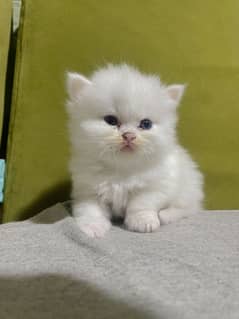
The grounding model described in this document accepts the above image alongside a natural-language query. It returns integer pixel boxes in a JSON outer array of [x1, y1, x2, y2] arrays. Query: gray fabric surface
[[0, 203, 238, 319]]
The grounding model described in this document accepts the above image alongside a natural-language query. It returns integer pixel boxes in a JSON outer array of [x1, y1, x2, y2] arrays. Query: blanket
[[0, 203, 238, 318]]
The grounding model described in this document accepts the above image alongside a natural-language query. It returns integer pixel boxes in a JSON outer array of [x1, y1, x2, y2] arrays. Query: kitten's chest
[[97, 178, 144, 217]]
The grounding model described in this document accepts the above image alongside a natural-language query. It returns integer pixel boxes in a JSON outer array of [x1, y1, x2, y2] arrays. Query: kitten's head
[[66, 64, 185, 170]]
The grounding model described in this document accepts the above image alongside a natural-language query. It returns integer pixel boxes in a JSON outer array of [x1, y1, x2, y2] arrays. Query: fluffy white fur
[[66, 64, 203, 237]]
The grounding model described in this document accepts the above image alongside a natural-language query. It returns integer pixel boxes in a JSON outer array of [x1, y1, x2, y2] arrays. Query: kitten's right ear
[[66, 72, 92, 100]]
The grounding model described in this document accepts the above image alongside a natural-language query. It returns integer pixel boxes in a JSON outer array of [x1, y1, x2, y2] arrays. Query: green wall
[[3, 0, 239, 221]]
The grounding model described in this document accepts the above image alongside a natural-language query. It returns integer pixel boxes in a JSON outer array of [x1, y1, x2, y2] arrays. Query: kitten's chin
[[109, 146, 159, 171]]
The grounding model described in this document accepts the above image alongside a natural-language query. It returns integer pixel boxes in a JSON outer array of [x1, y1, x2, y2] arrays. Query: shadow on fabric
[[0, 274, 165, 319]]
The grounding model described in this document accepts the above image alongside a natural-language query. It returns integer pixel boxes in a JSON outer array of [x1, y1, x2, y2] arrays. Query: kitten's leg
[[73, 200, 111, 238], [125, 193, 161, 233], [159, 207, 199, 225]]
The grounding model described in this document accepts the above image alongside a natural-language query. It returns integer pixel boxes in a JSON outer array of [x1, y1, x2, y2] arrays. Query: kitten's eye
[[139, 118, 153, 130], [104, 115, 119, 126]]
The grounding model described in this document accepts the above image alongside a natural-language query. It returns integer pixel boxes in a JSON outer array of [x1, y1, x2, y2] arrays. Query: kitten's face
[[67, 65, 184, 169]]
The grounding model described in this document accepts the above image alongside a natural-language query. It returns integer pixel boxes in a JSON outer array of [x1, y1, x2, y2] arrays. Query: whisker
[[142, 143, 154, 160]]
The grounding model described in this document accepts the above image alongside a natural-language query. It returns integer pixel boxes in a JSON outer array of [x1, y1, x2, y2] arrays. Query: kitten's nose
[[122, 132, 136, 142]]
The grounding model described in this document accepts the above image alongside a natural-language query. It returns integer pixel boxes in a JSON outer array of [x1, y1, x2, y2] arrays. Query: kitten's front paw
[[75, 216, 111, 238], [125, 211, 160, 233]]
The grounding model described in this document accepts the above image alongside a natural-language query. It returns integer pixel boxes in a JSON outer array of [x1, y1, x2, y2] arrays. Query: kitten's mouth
[[120, 143, 136, 152]]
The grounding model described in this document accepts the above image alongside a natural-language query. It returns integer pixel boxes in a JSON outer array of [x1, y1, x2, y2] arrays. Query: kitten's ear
[[166, 84, 186, 105], [66, 72, 92, 100]]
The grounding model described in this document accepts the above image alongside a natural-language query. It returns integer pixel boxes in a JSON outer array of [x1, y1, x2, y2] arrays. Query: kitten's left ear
[[166, 84, 186, 105], [66, 72, 92, 100]]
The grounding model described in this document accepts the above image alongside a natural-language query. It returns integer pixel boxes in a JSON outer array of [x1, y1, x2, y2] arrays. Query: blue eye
[[139, 118, 152, 130], [104, 115, 119, 126]]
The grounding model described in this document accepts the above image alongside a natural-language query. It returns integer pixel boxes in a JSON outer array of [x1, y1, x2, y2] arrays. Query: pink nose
[[122, 132, 136, 142]]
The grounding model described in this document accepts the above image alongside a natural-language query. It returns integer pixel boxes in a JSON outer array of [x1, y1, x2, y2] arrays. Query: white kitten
[[66, 64, 203, 237]]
